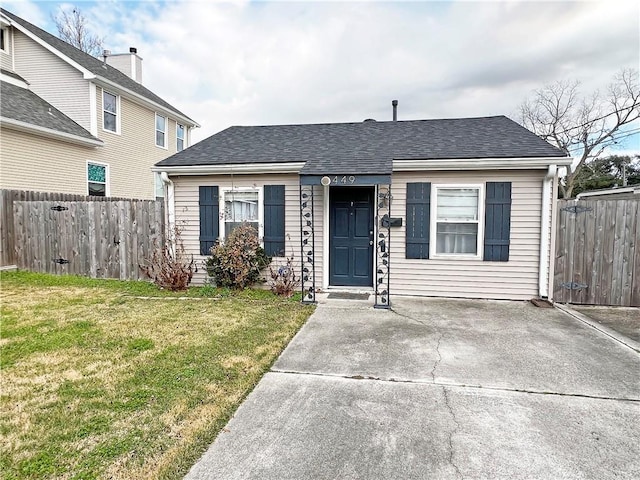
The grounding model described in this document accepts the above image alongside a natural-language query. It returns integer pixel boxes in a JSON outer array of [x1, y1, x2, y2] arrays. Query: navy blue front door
[[329, 187, 374, 286]]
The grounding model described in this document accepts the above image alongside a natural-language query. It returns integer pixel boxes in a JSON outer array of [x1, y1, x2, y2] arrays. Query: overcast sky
[[5, 0, 640, 152]]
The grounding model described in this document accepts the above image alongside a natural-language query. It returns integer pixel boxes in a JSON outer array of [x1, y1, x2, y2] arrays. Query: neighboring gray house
[[576, 185, 640, 200], [154, 114, 572, 306], [0, 8, 198, 199]]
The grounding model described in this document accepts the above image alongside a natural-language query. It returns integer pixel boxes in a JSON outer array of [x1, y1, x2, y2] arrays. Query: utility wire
[[530, 104, 639, 136]]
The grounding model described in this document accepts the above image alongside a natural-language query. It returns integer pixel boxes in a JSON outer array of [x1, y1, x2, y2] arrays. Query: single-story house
[[154, 113, 572, 307]]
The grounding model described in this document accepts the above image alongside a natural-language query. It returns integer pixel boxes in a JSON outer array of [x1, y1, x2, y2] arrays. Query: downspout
[[539, 165, 557, 298], [160, 172, 175, 234]]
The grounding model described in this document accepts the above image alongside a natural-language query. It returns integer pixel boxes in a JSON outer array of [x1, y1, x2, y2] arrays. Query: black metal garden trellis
[[374, 185, 392, 308], [299, 184, 316, 304]]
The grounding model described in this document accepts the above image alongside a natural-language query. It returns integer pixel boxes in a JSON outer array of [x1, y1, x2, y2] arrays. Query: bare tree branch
[[52, 7, 103, 56], [519, 68, 640, 198]]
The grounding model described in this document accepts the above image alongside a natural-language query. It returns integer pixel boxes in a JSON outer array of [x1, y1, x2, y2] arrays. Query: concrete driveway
[[185, 296, 640, 480]]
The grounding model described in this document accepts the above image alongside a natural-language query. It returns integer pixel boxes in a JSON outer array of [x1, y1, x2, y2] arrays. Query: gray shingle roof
[[1, 8, 196, 124], [156, 116, 567, 173], [1, 80, 101, 142]]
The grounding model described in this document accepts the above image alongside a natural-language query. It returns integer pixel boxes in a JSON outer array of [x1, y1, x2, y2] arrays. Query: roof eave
[[1, 117, 104, 147], [93, 76, 200, 128], [152, 162, 306, 175], [4, 16, 95, 80], [392, 156, 573, 171]]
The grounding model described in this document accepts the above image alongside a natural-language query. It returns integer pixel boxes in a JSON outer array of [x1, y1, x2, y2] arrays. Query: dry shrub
[[139, 225, 195, 290], [268, 256, 299, 297], [205, 224, 271, 289]]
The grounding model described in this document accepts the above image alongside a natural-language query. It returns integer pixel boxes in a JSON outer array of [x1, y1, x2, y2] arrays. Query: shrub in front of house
[[206, 223, 271, 289], [139, 225, 196, 291], [268, 256, 300, 297]]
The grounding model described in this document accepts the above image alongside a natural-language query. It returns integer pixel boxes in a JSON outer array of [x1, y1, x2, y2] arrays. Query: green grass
[[0, 271, 314, 479]]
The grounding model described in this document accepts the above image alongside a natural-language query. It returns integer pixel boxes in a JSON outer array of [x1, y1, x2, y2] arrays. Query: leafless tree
[[53, 7, 103, 56], [519, 68, 640, 198]]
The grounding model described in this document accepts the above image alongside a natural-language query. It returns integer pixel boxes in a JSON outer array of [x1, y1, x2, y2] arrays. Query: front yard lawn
[[0, 272, 314, 479]]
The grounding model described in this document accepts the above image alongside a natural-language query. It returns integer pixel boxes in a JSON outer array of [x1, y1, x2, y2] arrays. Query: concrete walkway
[[185, 296, 640, 479]]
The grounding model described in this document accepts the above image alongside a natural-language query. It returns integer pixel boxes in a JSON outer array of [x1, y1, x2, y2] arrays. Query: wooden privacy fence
[[1, 189, 137, 267], [11, 198, 164, 280], [554, 198, 639, 306]]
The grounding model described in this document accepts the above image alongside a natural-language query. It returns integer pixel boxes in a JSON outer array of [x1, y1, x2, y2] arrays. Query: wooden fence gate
[[12, 199, 164, 280], [554, 198, 640, 306]]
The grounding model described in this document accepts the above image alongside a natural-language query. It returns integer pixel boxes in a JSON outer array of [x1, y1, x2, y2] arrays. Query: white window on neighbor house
[[432, 186, 483, 257], [102, 90, 119, 133], [154, 172, 165, 199], [221, 188, 262, 239], [155, 114, 167, 148], [0, 27, 9, 53], [87, 162, 109, 196], [176, 124, 185, 152]]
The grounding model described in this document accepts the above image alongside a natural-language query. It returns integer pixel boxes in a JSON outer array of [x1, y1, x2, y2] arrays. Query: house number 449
[[333, 175, 356, 184]]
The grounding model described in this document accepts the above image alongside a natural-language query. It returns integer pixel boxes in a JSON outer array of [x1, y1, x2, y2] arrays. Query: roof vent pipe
[[102, 49, 111, 63], [129, 47, 137, 54], [392, 100, 398, 121]]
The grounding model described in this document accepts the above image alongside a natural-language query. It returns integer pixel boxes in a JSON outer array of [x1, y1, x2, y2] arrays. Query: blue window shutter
[[264, 185, 286, 256], [199, 186, 219, 255], [484, 182, 511, 261], [406, 182, 431, 259]]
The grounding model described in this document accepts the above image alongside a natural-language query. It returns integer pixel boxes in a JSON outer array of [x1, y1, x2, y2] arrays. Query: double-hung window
[[155, 114, 167, 148], [103, 91, 118, 133], [87, 162, 108, 196], [222, 188, 261, 239], [176, 124, 185, 151], [433, 186, 482, 257]]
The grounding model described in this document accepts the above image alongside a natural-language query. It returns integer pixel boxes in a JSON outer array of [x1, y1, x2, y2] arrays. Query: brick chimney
[[105, 47, 143, 83]]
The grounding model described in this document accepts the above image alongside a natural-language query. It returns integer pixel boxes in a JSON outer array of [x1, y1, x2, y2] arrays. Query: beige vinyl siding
[[173, 170, 549, 300], [13, 30, 91, 130], [94, 87, 183, 199], [172, 174, 324, 286], [391, 170, 546, 300], [0, 127, 96, 194]]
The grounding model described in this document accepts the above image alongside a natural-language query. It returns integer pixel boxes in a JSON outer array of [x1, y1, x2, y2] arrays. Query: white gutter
[[0, 117, 104, 147], [152, 162, 306, 175], [539, 164, 557, 298], [393, 156, 572, 171], [160, 172, 175, 235]]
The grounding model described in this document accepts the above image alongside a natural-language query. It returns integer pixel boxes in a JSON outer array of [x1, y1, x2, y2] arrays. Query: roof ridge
[[228, 115, 510, 129]]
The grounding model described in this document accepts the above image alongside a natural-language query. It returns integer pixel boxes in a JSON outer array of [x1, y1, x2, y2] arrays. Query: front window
[[176, 124, 185, 152], [434, 187, 481, 256], [223, 189, 260, 238], [87, 162, 108, 196], [103, 91, 118, 133], [155, 114, 166, 148]]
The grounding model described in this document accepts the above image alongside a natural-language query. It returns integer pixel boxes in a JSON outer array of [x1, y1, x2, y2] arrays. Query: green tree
[[571, 154, 640, 196]]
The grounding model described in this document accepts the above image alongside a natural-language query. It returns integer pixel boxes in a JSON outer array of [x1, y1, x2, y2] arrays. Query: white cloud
[[5, 0, 639, 145]]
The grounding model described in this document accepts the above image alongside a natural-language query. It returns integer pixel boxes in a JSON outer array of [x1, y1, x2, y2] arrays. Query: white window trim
[[0, 27, 9, 54], [430, 184, 484, 260], [154, 172, 165, 198], [219, 186, 264, 243], [155, 113, 167, 149], [86, 160, 110, 196], [176, 123, 185, 151], [102, 89, 120, 135]]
